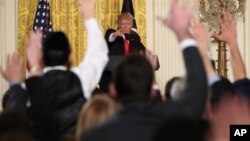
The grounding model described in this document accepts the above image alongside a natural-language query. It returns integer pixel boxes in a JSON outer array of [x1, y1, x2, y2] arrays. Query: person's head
[[109, 54, 154, 104], [205, 78, 250, 140], [75, 94, 118, 141], [117, 12, 133, 34], [233, 78, 250, 110], [205, 77, 238, 128], [42, 31, 71, 67], [208, 78, 235, 112]]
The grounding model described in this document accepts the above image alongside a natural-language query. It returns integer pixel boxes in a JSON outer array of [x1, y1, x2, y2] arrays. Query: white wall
[[0, 0, 17, 109], [146, 0, 250, 92]]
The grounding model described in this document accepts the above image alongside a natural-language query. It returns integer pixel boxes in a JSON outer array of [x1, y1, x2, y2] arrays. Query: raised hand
[[78, 0, 95, 20], [212, 11, 246, 80], [157, 0, 194, 41], [27, 30, 43, 67], [0, 52, 24, 83], [192, 20, 210, 53], [192, 20, 217, 78], [212, 11, 237, 46], [113, 30, 124, 38]]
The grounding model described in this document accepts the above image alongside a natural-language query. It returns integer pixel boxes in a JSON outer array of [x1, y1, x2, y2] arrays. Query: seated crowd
[[0, 0, 249, 141]]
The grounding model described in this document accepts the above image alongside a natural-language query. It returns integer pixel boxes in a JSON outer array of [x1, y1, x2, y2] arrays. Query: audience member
[[0, 53, 29, 114], [0, 0, 108, 140], [0, 111, 34, 141], [212, 11, 250, 96], [75, 94, 119, 141], [212, 12, 246, 81], [163, 19, 216, 103]]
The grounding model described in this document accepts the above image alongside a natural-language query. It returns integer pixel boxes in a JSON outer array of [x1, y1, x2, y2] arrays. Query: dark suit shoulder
[[27, 70, 86, 134], [81, 102, 189, 141], [3, 84, 28, 113]]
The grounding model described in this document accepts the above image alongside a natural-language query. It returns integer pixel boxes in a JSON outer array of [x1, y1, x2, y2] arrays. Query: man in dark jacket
[[105, 13, 145, 55], [100, 12, 159, 92]]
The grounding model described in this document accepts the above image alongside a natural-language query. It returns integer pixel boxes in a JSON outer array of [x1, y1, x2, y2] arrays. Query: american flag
[[27, 0, 52, 72], [33, 0, 53, 37], [121, 0, 137, 29]]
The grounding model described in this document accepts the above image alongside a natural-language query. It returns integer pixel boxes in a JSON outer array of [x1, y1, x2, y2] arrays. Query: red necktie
[[124, 39, 130, 55]]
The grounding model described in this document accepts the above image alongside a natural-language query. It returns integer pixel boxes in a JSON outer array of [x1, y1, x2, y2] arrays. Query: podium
[[104, 55, 124, 71], [99, 55, 124, 92]]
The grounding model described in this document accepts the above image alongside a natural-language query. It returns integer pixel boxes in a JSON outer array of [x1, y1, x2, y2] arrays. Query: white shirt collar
[[43, 65, 67, 73]]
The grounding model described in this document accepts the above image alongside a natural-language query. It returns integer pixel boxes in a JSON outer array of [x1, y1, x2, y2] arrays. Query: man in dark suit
[[104, 13, 145, 55], [100, 12, 159, 92], [81, 1, 208, 141], [0, 0, 108, 141]]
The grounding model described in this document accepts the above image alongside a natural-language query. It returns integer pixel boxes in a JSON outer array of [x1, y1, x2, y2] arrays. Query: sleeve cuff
[[109, 33, 116, 42], [180, 39, 198, 50], [9, 81, 21, 88], [208, 75, 221, 86], [207, 51, 213, 59]]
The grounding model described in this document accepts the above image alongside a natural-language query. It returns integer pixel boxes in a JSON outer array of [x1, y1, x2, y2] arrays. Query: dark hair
[[210, 77, 235, 106], [112, 54, 154, 103], [0, 111, 32, 135], [117, 12, 133, 25], [42, 31, 71, 67], [233, 78, 250, 99]]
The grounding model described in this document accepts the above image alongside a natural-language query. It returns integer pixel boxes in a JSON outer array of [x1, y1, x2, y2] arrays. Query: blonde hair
[[75, 94, 118, 141], [117, 12, 133, 24]]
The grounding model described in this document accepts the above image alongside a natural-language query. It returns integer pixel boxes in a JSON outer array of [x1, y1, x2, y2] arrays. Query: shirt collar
[[43, 65, 67, 73]]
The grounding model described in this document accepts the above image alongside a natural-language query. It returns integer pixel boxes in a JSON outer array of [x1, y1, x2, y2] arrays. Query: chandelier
[[198, 0, 246, 77]]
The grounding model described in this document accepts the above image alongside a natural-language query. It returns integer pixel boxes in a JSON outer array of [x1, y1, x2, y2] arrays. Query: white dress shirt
[[42, 18, 108, 100]]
